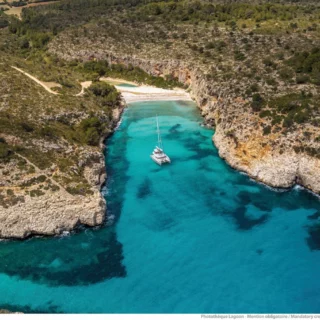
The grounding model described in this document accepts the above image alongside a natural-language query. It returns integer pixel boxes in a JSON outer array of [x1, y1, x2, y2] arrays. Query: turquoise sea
[[0, 100, 320, 313]]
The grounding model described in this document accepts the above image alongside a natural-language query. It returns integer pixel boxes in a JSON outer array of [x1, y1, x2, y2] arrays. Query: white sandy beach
[[114, 85, 192, 103]]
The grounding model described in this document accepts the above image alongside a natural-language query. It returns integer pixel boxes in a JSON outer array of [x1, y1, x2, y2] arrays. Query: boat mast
[[156, 116, 163, 150]]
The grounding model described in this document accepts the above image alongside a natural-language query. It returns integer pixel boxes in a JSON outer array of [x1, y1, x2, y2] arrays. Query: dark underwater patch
[[157, 216, 176, 230], [236, 179, 320, 214], [236, 189, 308, 213], [188, 147, 215, 160], [179, 131, 216, 160], [307, 211, 320, 220], [137, 178, 152, 199], [169, 123, 181, 133], [177, 100, 193, 107], [306, 224, 320, 251], [232, 206, 269, 230], [143, 214, 176, 232], [0, 231, 126, 287], [237, 191, 272, 212]]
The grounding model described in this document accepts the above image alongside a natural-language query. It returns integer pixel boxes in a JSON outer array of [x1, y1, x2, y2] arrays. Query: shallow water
[[117, 83, 137, 88], [107, 82, 137, 88], [0, 100, 320, 313]]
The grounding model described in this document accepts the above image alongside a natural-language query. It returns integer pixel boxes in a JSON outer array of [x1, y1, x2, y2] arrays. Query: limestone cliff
[[0, 102, 125, 239], [49, 44, 320, 194], [0, 189, 105, 239]]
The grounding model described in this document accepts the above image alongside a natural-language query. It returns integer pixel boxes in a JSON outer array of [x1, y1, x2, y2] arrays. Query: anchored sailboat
[[150, 116, 171, 165]]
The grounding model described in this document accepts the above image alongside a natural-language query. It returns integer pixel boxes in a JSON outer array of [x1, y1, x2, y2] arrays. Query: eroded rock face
[[79, 151, 106, 187], [0, 190, 105, 239], [0, 147, 108, 239]]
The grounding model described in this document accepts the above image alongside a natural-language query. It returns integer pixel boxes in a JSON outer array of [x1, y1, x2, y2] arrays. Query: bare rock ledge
[[0, 181, 106, 240]]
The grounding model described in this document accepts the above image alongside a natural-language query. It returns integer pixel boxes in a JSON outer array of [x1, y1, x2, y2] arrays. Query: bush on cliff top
[[0, 142, 12, 160]]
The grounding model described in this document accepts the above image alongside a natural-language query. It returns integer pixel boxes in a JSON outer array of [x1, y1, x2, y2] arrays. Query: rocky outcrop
[[49, 44, 320, 195], [0, 190, 105, 239], [0, 102, 124, 239], [214, 126, 320, 193], [0, 309, 23, 314]]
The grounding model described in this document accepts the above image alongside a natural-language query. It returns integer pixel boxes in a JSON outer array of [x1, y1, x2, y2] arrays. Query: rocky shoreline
[[0, 102, 125, 240], [49, 46, 320, 196], [2, 51, 318, 239], [111, 53, 320, 195]]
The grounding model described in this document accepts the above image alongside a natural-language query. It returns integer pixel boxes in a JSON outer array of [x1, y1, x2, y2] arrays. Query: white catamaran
[[150, 116, 171, 165]]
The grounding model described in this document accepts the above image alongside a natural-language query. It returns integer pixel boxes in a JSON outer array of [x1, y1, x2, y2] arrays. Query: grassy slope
[[0, 28, 121, 206]]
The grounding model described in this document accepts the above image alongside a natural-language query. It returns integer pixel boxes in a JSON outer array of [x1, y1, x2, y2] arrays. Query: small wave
[[61, 231, 70, 237], [293, 184, 320, 199], [247, 177, 288, 193], [106, 214, 115, 226], [101, 185, 109, 196], [114, 108, 127, 131], [115, 119, 123, 130]]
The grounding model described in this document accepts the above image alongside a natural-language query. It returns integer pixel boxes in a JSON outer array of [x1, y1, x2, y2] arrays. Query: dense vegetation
[[80, 61, 183, 88]]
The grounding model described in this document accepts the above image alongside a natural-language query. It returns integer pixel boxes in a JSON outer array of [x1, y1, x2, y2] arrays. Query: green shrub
[[83, 61, 109, 76], [251, 94, 265, 112], [263, 58, 275, 67], [0, 142, 11, 160], [283, 115, 294, 128], [39, 125, 56, 139], [88, 81, 116, 97], [266, 78, 277, 86], [250, 83, 259, 92], [296, 74, 309, 84], [279, 68, 294, 80], [79, 117, 103, 146], [271, 115, 283, 126], [259, 110, 271, 118], [263, 125, 271, 135], [234, 50, 246, 61], [20, 122, 34, 133]]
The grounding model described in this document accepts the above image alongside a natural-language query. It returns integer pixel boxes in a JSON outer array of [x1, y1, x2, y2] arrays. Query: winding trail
[[10, 67, 190, 102], [76, 81, 92, 96], [11, 66, 60, 95], [14, 152, 69, 195]]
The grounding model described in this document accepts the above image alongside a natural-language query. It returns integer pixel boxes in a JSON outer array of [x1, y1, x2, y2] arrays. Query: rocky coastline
[[109, 53, 320, 195], [0, 102, 125, 240], [49, 46, 320, 195], [2, 50, 318, 239]]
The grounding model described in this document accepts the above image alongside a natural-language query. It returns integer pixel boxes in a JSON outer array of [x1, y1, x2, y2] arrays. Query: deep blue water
[[0, 100, 320, 313]]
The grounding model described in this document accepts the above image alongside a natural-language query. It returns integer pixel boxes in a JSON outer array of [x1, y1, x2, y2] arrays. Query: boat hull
[[150, 154, 171, 166]]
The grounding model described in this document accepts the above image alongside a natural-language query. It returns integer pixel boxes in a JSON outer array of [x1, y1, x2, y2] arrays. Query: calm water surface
[[0, 100, 320, 313]]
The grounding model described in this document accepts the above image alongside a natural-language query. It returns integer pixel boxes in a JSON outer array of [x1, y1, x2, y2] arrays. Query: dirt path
[[15, 152, 69, 195], [76, 81, 92, 96], [11, 66, 60, 95]]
